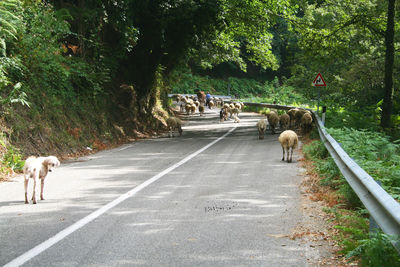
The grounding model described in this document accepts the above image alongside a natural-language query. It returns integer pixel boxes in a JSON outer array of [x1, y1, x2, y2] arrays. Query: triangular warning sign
[[312, 73, 327, 87]]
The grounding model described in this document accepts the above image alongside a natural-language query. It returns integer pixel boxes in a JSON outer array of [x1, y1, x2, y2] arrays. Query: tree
[[381, 0, 396, 128], [51, 0, 296, 115]]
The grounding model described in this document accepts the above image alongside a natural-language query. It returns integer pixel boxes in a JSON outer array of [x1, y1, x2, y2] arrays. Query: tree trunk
[[381, 0, 396, 128]]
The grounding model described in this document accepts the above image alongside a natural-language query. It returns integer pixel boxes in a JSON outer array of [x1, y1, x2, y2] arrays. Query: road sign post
[[312, 73, 327, 114]]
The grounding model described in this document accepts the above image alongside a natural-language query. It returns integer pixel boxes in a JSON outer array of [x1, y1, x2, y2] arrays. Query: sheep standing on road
[[166, 117, 183, 137], [199, 104, 205, 116], [287, 108, 298, 129], [278, 130, 298, 163], [301, 112, 313, 134], [279, 113, 290, 130], [256, 119, 267, 139], [267, 111, 279, 134]]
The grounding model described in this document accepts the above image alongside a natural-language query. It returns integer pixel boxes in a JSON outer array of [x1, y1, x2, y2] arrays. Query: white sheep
[[256, 119, 267, 139], [278, 130, 298, 163], [166, 117, 183, 137]]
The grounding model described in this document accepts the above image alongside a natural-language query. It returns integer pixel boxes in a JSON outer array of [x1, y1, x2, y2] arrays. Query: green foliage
[[0, 138, 24, 172], [347, 231, 400, 266], [328, 127, 400, 200]]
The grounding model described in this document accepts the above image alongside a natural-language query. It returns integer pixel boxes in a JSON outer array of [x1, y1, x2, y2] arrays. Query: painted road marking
[[5, 126, 237, 267]]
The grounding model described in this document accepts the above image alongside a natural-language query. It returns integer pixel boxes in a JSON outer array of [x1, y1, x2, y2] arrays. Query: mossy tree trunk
[[381, 0, 396, 129]]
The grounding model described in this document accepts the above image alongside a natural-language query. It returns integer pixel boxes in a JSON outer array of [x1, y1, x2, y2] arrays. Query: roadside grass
[[302, 131, 400, 265]]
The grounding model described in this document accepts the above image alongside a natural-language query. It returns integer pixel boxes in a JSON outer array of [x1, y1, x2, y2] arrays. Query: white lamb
[[278, 130, 298, 163], [256, 119, 267, 139]]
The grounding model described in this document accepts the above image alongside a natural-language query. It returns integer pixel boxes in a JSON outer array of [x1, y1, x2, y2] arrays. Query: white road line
[[4, 126, 237, 267]]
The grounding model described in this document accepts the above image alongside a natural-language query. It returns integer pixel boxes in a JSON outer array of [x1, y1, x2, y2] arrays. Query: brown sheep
[[279, 113, 290, 130], [278, 130, 298, 163], [199, 104, 205, 116], [287, 108, 298, 128], [294, 109, 308, 128], [301, 112, 313, 134], [266, 110, 279, 134]]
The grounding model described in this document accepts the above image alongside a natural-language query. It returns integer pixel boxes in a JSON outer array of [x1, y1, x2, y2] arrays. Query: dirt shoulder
[[293, 145, 357, 266]]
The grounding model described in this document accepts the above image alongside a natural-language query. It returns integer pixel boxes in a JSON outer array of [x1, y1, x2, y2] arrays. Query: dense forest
[[1, 0, 400, 263], [1, 0, 399, 150]]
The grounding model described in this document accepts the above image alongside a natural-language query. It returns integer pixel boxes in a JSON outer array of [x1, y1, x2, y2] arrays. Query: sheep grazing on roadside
[[266, 110, 279, 134], [301, 112, 313, 134], [256, 119, 267, 139], [278, 130, 298, 163], [279, 113, 290, 130], [166, 117, 183, 137]]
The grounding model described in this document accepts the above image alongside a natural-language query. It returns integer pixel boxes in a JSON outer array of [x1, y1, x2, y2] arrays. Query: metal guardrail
[[313, 112, 400, 252], [231, 100, 400, 252]]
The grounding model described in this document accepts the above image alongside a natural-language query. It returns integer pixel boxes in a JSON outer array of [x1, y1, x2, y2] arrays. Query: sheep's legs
[[289, 147, 293, 163], [286, 148, 290, 163], [32, 178, 37, 204], [24, 177, 29, 204], [40, 178, 45, 200], [281, 147, 285, 161]]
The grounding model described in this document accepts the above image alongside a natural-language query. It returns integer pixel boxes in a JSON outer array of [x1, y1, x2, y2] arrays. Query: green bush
[[347, 231, 400, 266]]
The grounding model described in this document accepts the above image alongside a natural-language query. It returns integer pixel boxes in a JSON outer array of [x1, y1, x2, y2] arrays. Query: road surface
[[0, 109, 320, 266]]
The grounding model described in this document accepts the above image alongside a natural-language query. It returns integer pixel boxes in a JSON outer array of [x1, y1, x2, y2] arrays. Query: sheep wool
[[166, 117, 183, 137], [279, 113, 290, 130], [199, 105, 205, 116], [278, 130, 298, 163], [267, 111, 279, 134], [256, 119, 267, 139], [301, 112, 313, 134]]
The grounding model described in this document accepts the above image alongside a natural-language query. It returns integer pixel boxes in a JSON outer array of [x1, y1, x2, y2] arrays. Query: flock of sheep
[[167, 94, 314, 163], [174, 94, 225, 116], [257, 107, 313, 162]]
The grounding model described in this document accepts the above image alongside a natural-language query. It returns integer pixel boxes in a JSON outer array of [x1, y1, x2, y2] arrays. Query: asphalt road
[[0, 109, 312, 266]]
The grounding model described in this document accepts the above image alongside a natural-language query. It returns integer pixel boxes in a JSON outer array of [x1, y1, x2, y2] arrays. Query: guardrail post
[[322, 106, 326, 126], [369, 180, 382, 233]]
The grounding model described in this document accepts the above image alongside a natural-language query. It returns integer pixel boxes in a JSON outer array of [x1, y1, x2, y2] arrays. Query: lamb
[[24, 156, 60, 204], [287, 108, 298, 128], [266, 110, 279, 134], [300, 112, 313, 134], [166, 116, 183, 137], [279, 113, 290, 130], [256, 119, 267, 139], [278, 130, 298, 163]]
